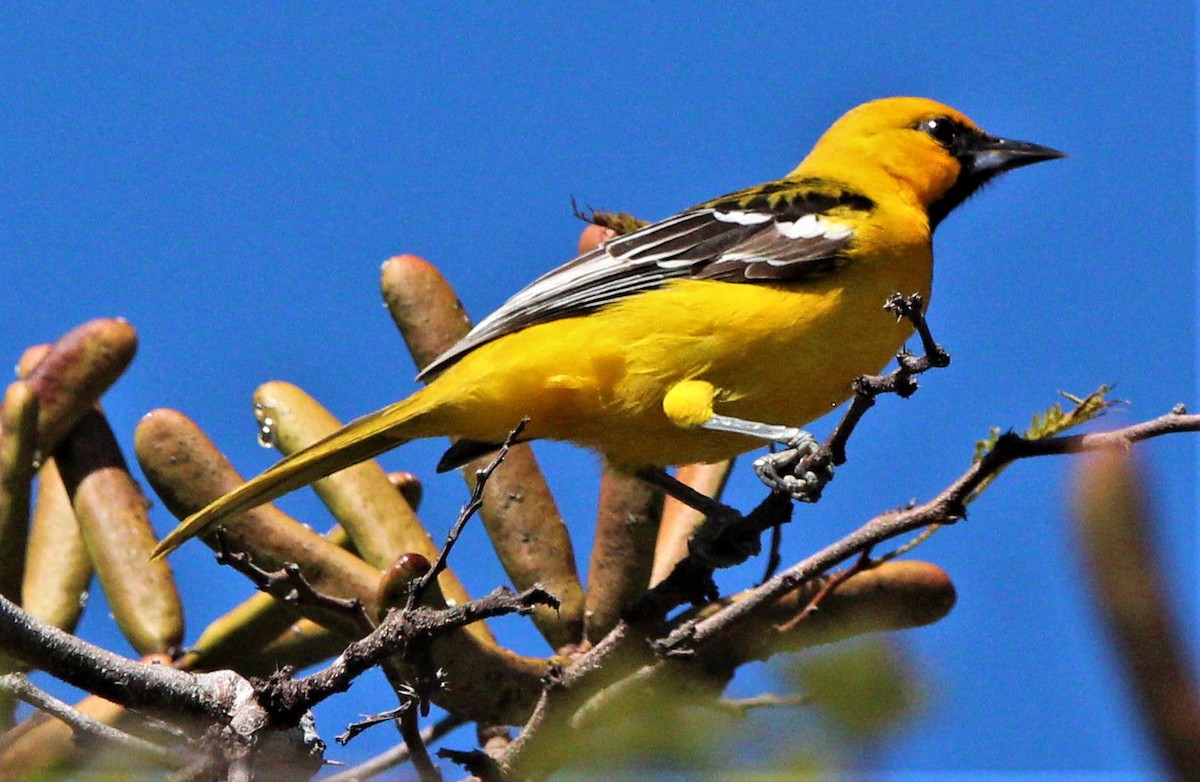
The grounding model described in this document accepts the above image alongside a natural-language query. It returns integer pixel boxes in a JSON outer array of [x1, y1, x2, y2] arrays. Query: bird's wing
[[418, 180, 872, 378]]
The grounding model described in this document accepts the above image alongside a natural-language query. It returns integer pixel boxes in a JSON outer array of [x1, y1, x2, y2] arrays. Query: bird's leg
[[700, 415, 835, 502], [634, 465, 733, 519], [635, 467, 765, 568]]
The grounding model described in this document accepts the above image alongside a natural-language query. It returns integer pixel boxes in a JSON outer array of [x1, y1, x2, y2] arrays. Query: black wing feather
[[418, 184, 869, 378]]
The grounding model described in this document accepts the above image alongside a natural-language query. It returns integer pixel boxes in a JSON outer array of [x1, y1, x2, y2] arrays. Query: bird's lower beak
[[969, 136, 1067, 173]]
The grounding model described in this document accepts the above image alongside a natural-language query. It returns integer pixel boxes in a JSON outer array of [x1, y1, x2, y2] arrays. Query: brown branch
[[214, 533, 373, 632], [826, 292, 948, 466], [337, 685, 443, 781], [0, 591, 229, 720], [499, 406, 1195, 780], [500, 558, 955, 781], [437, 746, 504, 782], [337, 703, 410, 746]]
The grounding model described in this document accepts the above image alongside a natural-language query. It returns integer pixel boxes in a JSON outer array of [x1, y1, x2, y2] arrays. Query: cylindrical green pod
[[21, 458, 93, 633], [56, 409, 184, 657], [0, 381, 39, 603]]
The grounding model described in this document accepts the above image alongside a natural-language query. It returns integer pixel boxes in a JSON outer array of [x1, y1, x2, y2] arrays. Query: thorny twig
[[497, 404, 1198, 781], [259, 585, 557, 725], [825, 292, 948, 469], [206, 427, 533, 775], [338, 703, 412, 746], [337, 690, 443, 781], [322, 714, 467, 782], [880, 387, 1117, 564]]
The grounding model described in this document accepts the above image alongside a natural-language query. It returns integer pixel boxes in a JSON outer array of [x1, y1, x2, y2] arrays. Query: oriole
[[153, 96, 1063, 558]]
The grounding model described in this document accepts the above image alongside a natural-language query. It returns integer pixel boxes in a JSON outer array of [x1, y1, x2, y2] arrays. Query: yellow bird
[[153, 97, 1063, 558]]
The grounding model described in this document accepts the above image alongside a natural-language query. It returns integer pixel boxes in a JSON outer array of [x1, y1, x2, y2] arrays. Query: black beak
[[929, 132, 1066, 230], [966, 135, 1067, 174]]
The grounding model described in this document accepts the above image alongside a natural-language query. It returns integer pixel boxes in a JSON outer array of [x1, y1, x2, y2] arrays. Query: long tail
[[151, 391, 440, 559]]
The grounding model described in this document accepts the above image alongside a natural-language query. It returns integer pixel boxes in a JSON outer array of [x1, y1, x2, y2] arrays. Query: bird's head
[[798, 97, 1065, 228]]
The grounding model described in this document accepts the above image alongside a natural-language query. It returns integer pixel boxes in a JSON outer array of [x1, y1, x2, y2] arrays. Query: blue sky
[[2, 3, 1195, 778]]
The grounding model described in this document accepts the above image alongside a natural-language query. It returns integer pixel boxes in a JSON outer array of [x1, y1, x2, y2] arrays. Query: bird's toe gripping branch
[[750, 431, 835, 502]]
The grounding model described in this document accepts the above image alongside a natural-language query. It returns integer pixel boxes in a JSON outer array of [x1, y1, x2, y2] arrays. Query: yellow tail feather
[[151, 393, 438, 559]]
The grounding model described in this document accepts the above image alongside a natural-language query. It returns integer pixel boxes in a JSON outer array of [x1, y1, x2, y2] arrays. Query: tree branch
[[677, 406, 1200, 651]]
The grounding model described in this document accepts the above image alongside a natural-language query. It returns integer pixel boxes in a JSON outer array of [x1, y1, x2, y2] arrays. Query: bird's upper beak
[[967, 135, 1067, 173]]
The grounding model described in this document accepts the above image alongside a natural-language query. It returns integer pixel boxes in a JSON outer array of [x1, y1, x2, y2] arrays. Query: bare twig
[[0, 672, 183, 768], [826, 292, 948, 466], [500, 405, 1197, 781], [337, 703, 411, 746], [215, 533, 374, 632], [410, 420, 529, 609], [438, 746, 503, 782], [337, 689, 442, 781]]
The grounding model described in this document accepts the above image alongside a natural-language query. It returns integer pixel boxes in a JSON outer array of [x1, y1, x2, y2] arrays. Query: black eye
[[916, 116, 963, 148]]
